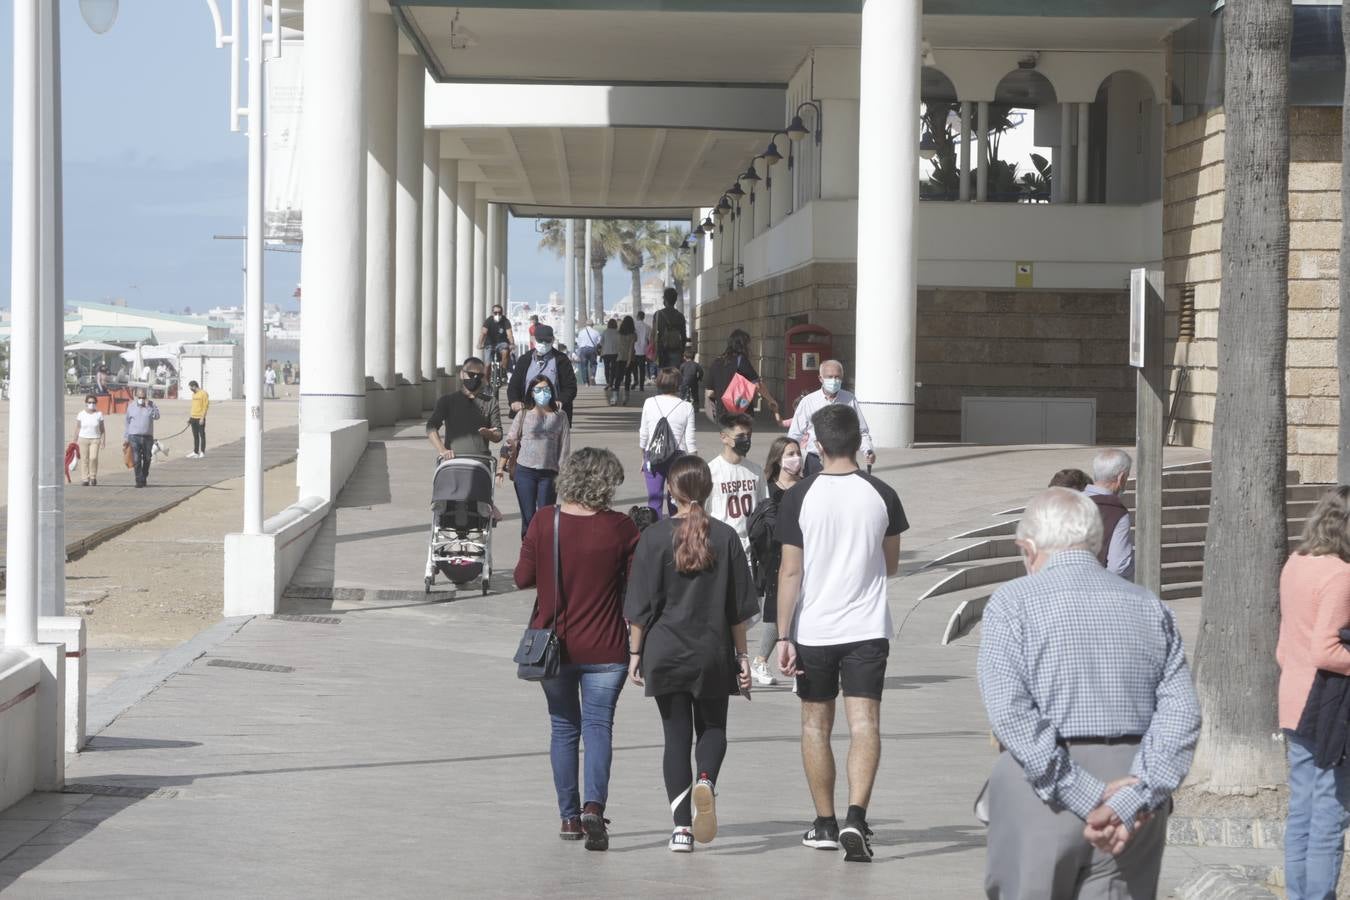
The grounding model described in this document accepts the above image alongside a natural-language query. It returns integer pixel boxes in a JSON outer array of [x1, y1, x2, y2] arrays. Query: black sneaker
[[802, 816, 840, 850], [580, 803, 609, 852], [839, 821, 874, 862]]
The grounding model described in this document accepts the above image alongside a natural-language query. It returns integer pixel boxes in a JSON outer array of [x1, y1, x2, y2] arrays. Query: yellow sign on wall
[[1015, 261, 1034, 288]]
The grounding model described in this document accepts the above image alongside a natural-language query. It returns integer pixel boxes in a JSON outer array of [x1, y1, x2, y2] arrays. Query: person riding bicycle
[[479, 305, 514, 377]]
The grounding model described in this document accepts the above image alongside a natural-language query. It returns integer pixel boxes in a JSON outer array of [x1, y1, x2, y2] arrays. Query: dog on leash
[[151, 440, 170, 460]]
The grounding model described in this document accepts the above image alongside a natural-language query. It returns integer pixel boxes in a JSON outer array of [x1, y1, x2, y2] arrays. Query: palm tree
[[650, 225, 693, 301], [587, 219, 626, 319], [1190, 0, 1292, 792]]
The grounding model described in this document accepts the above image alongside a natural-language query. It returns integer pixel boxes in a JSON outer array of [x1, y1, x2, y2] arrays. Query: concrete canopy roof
[[443, 125, 771, 219]]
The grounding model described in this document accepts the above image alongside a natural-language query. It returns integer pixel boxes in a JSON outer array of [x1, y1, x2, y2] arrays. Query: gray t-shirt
[[507, 407, 570, 472]]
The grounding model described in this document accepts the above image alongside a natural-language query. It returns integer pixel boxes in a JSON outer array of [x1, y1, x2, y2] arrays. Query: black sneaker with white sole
[[839, 821, 874, 862], [802, 816, 840, 850]]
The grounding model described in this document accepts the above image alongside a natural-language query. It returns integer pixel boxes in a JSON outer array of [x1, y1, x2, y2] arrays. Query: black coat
[[508, 349, 578, 420], [1295, 628, 1350, 768]]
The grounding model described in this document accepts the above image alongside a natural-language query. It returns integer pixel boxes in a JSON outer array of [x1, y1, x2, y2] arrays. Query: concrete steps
[[938, 463, 1321, 644]]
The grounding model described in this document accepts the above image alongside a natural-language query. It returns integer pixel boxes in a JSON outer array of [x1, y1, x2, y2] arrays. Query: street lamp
[[919, 130, 938, 160], [786, 100, 823, 144], [78, 0, 119, 34]]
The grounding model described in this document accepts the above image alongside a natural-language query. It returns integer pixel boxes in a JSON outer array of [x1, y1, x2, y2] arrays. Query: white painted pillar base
[[0, 618, 84, 753], [31, 643, 64, 791], [855, 0, 919, 447]]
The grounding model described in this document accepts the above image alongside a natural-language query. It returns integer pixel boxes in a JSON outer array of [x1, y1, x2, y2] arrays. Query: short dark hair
[[188, 381, 200, 390], [1048, 468, 1090, 491], [718, 413, 753, 433], [461, 356, 484, 369], [663, 287, 677, 306], [636, 310, 645, 320], [813, 404, 861, 459]]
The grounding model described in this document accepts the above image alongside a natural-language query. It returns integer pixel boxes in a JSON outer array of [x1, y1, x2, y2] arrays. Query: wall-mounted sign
[[1014, 261, 1033, 288]]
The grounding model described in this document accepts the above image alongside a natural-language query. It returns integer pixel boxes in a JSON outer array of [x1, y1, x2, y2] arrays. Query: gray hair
[[556, 447, 625, 511], [1091, 448, 1133, 484], [1299, 486, 1350, 563], [820, 359, 844, 377], [1016, 487, 1104, 557]]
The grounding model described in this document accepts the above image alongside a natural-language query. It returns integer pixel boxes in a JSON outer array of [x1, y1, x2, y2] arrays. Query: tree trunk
[[591, 263, 605, 321], [630, 267, 643, 316], [1190, 0, 1292, 792], [1339, 0, 1350, 480], [573, 225, 588, 325]]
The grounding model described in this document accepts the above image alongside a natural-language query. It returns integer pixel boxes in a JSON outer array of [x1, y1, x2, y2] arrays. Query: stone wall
[[1163, 106, 1342, 483], [695, 267, 1135, 444], [916, 290, 1135, 444]]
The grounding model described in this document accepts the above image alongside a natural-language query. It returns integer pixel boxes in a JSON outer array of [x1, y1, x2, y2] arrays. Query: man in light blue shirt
[[1084, 448, 1135, 581], [124, 387, 160, 488]]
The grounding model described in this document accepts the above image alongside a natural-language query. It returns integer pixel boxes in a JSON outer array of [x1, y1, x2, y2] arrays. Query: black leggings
[[656, 692, 729, 827], [602, 355, 619, 388], [189, 417, 205, 454]]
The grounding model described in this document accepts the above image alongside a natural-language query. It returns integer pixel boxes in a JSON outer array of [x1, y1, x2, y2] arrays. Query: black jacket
[[1295, 628, 1350, 768], [508, 349, 578, 419]]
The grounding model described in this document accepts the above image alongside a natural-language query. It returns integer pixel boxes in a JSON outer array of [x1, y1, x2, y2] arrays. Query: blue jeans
[[577, 348, 597, 385], [1286, 731, 1350, 900], [540, 663, 627, 818], [513, 464, 557, 538]]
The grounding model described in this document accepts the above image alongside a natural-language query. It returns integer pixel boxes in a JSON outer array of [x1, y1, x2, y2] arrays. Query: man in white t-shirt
[[775, 403, 907, 863], [633, 310, 652, 391], [705, 413, 767, 557]]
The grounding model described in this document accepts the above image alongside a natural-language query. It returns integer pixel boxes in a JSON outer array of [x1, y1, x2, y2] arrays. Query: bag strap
[[553, 506, 565, 638]]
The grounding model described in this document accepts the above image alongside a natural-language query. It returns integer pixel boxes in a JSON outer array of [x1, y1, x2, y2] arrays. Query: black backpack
[[746, 495, 780, 595], [646, 401, 680, 469]]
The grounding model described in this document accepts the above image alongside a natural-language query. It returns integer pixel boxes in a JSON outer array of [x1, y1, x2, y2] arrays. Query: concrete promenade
[[0, 387, 1253, 898]]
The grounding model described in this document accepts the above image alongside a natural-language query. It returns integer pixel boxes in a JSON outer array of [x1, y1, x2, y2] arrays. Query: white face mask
[[137, 397, 146, 406], [822, 377, 842, 395], [86, 403, 96, 411]]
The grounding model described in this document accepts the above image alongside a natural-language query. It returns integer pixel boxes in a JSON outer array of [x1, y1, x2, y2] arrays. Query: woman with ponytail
[[624, 455, 759, 853]]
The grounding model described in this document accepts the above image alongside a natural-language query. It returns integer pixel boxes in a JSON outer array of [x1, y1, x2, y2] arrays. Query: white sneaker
[[691, 776, 718, 844], [668, 827, 693, 853], [185, 452, 198, 459], [751, 658, 777, 687]]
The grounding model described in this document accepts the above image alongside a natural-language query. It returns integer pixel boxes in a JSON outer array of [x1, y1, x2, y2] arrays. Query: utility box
[[784, 324, 832, 416], [178, 343, 243, 400]]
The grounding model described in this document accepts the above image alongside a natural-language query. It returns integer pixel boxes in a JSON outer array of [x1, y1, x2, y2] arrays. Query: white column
[[585, 219, 596, 321], [420, 129, 438, 408], [855, 0, 919, 447], [574, 220, 587, 324], [8, 0, 40, 647], [363, 11, 396, 427], [1077, 101, 1090, 204], [563, 219, 576, 351], [499, 210, 509, 310], [820, 99, 860, 201], [473, 198, 488, 327], [958, 101, 972, 202], [436, 158, 458, 381], [299, 0, 366, 428], [485, 203, 500, 314], [1059, 102, 1073, 203], [454, 180, 476, 367], [394, 53, 424, 418], [976, 101, 989, 202], [37, 0, 64, 612], [241, 0, 266, 533]]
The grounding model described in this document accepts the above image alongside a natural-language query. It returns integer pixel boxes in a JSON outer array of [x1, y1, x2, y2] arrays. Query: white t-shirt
[[76, 409, 104, 440], [265, 369, 277, 385], [775, 469, 908, 646], [634, 321, 651, 355], [639, 395, 696, 455], [705, 455, 767, 554]]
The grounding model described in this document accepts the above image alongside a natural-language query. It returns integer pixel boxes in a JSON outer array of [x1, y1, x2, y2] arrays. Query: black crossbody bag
[[513, 507, 564, 681]]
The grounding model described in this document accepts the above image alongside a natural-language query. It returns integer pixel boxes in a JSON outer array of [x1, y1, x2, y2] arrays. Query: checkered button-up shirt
[[977, 549, 1201, 827]]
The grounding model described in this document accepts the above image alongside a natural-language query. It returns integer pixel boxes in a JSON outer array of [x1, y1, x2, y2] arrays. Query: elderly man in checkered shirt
[[977, 487, 1201, 900]]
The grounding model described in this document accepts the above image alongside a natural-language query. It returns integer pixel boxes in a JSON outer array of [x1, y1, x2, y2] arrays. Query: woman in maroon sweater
[[514, 447, 640, 852]]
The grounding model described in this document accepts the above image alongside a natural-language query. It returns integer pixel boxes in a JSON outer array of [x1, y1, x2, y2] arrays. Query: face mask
[[732, 435, 752, 456], [780, 455, 802, 475], [537, 341, 552, 354], [462, 374, 483, 391], [533, 389, 553, 406], [822, 377, 842, 395], [86, 403, 96, 411], [137, 398, 146, 406], [493, 313, 502, 321]]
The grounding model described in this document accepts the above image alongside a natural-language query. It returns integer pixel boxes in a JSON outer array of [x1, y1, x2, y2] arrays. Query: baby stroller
[[425, 457, 495, 595]]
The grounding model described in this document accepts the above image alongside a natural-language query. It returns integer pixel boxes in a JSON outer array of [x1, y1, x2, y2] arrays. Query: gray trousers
[[985, 745, 1168, 900]]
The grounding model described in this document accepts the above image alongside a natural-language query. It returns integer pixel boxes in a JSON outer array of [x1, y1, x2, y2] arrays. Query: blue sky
[[0, 1, 639, 316]]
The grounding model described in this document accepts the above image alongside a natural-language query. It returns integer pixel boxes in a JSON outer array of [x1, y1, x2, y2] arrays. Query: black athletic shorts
[[794, 638, 889, 702]]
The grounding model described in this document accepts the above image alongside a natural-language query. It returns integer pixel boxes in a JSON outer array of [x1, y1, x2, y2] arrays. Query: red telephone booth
[[784, 324, 833, 416]]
